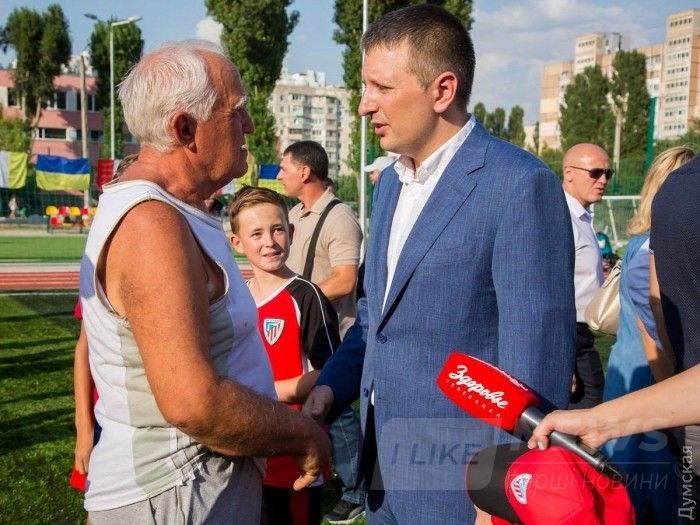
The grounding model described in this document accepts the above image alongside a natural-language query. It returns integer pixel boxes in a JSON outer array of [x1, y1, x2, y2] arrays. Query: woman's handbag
[[584, 260, 622, 336]]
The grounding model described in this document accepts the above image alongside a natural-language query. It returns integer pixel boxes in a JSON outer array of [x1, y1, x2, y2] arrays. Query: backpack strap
[[302, 199, 341, 280]]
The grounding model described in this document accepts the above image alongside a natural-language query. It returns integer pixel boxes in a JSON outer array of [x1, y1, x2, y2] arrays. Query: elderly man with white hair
[[78, 40, 330, 524]]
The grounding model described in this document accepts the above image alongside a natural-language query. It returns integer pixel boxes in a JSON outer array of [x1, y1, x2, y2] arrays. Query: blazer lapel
[[380, 123, 491, 324], [366, 167, 401, 320]]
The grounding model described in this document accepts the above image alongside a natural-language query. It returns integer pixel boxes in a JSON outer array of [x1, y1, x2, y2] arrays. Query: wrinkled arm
[[105, 201, 329, 487], [73, 322, 94, 474]]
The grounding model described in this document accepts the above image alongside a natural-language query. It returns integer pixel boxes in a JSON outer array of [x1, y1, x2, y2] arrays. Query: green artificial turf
[[0, 235, 249, 265], [0, 292, 84, 524], [0, 236, 87, 262]]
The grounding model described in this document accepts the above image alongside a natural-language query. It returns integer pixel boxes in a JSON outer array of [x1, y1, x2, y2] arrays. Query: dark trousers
[[569, 323, 605, 409], [261, 485, 322, 525]]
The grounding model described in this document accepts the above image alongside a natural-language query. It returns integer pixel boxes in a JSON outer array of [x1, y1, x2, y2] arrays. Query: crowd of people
[[68, 4, 699, 525]]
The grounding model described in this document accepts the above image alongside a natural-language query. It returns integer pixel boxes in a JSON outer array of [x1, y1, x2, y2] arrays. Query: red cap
[[467, 443, 634, 525]]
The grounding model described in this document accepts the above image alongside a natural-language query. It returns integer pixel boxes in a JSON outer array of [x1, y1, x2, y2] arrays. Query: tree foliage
[[88, 20, 143, 158], [472, 102, 486, 125], [207, 0, 299, 164], [507, 105, 525, 147], [610, 50, 650, 155], [1, 4, 71, 127], [485, 107, 507, 140], [473, 101, 525, 145], [559, 65, 613, 152], [0, 111, 31, 152], [334, 0, 473, 173]]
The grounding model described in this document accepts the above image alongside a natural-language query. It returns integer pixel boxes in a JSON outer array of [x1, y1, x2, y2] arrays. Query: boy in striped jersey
[[230, 186, 339, 525]]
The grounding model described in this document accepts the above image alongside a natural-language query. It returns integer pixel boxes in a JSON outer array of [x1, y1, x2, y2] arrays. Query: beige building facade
[[269, 69, 351, 178], [538, 8, 700, 151]]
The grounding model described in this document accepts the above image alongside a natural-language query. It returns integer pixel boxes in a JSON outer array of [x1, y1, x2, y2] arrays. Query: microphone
[[437, 352, 626, 482]]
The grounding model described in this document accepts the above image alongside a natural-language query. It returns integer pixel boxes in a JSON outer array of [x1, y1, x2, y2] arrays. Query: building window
[[53, 91, 67, 110], [35, 128, 67, 140], [7, 88, 19, 107]]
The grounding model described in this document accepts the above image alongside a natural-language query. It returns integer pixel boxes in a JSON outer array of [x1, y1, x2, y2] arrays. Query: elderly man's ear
[[172, 113, 198, 150]]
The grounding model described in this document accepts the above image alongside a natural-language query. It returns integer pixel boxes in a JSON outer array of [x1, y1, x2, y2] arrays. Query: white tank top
[[79, 180, 275, 511]]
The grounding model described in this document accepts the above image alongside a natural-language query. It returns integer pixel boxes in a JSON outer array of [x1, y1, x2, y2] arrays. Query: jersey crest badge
[[509, 473, 532, 504], [264, 318, 285, 345]]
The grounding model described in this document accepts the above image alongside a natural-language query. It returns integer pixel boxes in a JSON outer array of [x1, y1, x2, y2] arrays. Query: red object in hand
[[69, 468, 87, 492], [436, 352, 539, 431]]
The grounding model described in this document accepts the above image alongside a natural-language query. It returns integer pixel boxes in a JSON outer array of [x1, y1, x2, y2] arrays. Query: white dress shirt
[[564, 191, 604, 322], [382, 117, 476, 310]]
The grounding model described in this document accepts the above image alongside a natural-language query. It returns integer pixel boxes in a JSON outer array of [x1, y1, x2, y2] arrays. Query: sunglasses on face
[[568, 165, 614, 180]]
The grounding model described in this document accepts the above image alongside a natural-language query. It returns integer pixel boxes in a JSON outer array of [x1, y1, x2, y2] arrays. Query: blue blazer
[[317, 122, 576, 524]]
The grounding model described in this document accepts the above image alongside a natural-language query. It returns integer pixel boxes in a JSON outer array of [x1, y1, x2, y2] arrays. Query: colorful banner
[[0, 150, 28, 189], [36, 154, 90, 191]]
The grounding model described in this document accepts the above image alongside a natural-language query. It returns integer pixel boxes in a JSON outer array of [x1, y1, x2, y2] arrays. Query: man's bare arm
[[104, 201, 329, 483], [318, 264, 358, 301]]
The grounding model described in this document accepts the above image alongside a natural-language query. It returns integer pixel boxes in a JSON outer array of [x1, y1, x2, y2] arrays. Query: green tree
[[334, 0, 473, 173], [559, 65, 613, 152], [538, 144, 564, 178], [1, 5, 71, 129], [0, 111, 31, 152], [532, 121, 540, 154], [507, 105, 525, 146], [88, 19, 143, 159], [207, 0, 299, 164], [485, 107, 507, 140], [610, 50, 650, 155], [472, 101, 486, 124]]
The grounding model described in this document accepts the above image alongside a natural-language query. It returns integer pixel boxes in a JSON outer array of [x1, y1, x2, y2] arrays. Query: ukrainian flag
[[257, 164, 284, 194], [0, 150, 28, 189], [36, 154, 90, 191]]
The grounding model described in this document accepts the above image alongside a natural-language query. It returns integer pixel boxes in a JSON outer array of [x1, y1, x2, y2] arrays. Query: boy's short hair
[[229, 185, 289, 234]]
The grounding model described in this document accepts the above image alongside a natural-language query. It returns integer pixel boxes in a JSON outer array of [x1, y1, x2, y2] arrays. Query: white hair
[[118, 40, 227, 152]]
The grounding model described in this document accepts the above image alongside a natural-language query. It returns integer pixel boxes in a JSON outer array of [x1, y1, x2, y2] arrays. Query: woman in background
[[602, 146, 695, 524]]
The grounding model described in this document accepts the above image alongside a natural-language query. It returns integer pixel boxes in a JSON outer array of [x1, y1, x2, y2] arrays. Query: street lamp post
[[84, 14, 141, 160]]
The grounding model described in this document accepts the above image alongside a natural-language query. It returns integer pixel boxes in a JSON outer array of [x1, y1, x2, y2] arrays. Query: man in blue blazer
[[304, 5, 576, 524]]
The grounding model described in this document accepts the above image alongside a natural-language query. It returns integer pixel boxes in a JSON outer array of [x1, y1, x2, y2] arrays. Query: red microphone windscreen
[[437, 352, 539, 431]]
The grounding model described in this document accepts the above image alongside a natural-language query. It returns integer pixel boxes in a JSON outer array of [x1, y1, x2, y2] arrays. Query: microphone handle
[[520, 407, 627, 483]]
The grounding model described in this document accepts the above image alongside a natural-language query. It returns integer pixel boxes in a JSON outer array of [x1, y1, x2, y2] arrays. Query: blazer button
[[376, 333, 387, 344], [362, 387, 369, 397]]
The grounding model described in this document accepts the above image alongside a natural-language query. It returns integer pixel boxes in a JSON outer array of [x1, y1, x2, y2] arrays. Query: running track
[[0, 267, 254, 291]]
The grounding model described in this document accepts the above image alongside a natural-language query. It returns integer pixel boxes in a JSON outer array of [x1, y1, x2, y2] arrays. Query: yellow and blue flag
[[36, 154, 90, 191], [0, 150, 28, 189]]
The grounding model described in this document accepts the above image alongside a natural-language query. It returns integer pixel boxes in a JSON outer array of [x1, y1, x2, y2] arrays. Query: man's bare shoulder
[[107, 199, 199, 276]]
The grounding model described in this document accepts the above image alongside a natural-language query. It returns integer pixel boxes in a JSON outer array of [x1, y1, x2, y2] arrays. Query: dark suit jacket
[[317, 121, 576, 523]]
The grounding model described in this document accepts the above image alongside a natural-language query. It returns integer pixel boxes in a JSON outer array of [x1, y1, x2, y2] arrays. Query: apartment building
[[0, 56, 138, 166], [269, 69, 351, 178], [538, 8, 700, 151]]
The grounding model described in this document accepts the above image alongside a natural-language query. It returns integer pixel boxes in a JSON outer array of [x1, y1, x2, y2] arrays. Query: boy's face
[[230, 203, 291, 273]]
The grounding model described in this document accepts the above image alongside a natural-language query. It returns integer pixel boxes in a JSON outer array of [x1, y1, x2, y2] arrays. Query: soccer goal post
[[592, 195, 641, 251]]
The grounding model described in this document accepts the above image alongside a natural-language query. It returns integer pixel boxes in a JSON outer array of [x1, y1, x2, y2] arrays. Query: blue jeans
[[329, 406, 366, 505]]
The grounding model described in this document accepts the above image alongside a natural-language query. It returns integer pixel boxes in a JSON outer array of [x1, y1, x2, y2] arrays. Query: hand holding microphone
[[436, 352, 626, 482]]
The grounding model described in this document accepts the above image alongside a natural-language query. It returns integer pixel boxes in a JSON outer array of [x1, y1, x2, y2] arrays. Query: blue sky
[[1, 1, 696, 124]]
